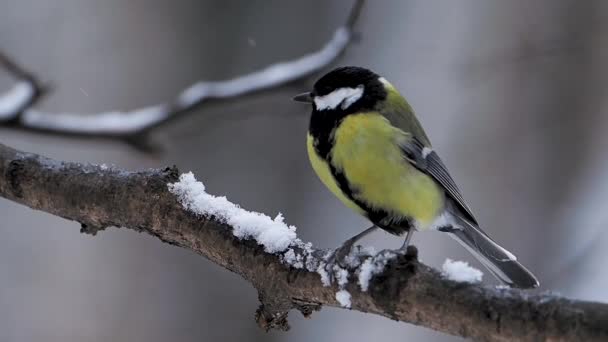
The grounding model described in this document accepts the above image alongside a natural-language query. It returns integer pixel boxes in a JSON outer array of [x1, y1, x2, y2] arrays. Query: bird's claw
[[323, 245, 356, 283]]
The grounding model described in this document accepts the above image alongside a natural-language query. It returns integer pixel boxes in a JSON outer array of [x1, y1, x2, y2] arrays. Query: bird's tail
[[447, 217, 539, 289]]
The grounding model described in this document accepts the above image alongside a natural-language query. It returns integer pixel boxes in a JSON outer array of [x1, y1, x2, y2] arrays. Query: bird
[[293, 66, 539, 289]]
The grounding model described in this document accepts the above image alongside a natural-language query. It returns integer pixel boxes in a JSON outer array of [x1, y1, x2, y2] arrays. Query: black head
[[293, 66, 387, 113]]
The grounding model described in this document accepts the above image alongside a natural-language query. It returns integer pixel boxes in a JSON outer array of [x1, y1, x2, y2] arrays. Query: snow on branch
[[441, 258, 483, 284], [168, 172, 299, 253], [0, 81, 36, 119], [1, 142, 607, 341], [0, 53, 45, 120], [0, 0, 364, 143]]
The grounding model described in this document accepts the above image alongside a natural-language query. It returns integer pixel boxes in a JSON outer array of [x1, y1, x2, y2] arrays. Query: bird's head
[[293, 66, 387, 114]]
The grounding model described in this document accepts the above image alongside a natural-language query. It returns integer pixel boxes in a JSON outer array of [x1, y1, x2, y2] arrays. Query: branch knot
[[7, 159, 25, 198]]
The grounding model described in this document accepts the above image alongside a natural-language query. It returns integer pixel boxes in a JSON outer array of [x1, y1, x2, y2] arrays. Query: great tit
[[294, 66, 539, 289]]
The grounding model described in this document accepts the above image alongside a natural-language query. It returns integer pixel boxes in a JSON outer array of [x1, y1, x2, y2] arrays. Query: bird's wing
[[378, 87, 478, 225], [400, 137, 479, 226]]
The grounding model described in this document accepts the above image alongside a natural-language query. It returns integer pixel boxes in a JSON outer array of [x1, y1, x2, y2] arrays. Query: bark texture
[[0, 142, 606, 341]]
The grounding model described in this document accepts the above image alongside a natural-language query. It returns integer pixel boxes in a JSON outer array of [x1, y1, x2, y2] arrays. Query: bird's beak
[[293, 92, 313, 103]]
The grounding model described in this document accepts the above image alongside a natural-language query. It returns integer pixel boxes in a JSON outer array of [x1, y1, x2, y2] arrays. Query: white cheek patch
[[313, 85, 364, 111]]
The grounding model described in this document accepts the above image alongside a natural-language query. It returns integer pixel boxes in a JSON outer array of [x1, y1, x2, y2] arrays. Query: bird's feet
[[321, 244, 361, 285], [326, 244, 353, 269], [319, 225, 380, 285], [321, 245, 407, 286]]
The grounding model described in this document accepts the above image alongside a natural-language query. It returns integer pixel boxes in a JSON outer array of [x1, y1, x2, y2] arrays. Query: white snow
[[317, 262, 331, 287], [282, 248, 304, 269], [177, 27, 351, 108], [357, 251, 396, 291], [358, 259, 376, 291], [0, 81, 35, 119], [313, 85, 364, 111], [441, 258, 483, 284], [333, 265, 349, 287], [283, 248, 297, 264], [21, 105, 169, 134], [335, 290, 352, 308], [168, 172, 297, 253]]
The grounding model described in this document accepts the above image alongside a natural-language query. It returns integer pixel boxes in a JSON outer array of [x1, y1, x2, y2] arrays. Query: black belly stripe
[[309, 109, 412, 235], [327, 154, 412, 236]]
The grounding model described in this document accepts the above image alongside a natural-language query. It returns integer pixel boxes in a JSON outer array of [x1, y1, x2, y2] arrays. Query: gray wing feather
[[425, 151, 478, 225], [400, 138, 478, 225]]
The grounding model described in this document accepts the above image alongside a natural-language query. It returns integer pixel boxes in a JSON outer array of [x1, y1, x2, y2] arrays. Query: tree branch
[[0, 142, 606, 341], [0, 0, 365, 151]]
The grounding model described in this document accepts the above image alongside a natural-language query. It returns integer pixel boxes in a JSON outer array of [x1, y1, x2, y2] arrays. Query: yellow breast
[[307, 113, 444, 229], [307, 134, 365, 215]]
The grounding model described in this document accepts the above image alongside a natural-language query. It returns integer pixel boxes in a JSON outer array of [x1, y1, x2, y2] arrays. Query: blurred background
[[1, 0, 608, 341]]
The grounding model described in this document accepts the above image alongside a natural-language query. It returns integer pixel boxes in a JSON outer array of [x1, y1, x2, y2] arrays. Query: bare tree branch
[[0, 0, 364, 148], [0, 141, 606, 341]]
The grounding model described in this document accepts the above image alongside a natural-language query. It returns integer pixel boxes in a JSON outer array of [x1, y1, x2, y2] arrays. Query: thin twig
[[0, 0, 365, 150], [0, 52, 47, 122]]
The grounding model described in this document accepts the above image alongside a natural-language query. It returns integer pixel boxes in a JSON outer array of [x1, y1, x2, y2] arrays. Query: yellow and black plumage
[[294, 66, 539, 288]]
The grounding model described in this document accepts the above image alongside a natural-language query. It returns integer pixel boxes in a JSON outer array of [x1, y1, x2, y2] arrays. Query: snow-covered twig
[[1, 142, 607, 342], [0, 53, 45, 120], [0, 0, 364, 147]]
